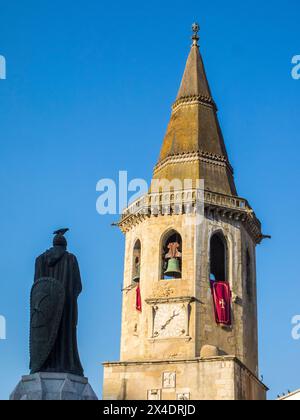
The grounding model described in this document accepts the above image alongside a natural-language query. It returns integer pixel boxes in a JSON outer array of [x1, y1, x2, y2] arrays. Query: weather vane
[[192, 22, 200, 45]]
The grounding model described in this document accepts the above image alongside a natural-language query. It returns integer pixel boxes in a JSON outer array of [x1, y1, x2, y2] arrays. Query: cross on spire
[[192, 22, 200, 46]]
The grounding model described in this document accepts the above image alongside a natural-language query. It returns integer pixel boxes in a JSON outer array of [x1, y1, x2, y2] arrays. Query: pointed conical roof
[[153, 26, 237, 196], [176, 39, 212, 100]]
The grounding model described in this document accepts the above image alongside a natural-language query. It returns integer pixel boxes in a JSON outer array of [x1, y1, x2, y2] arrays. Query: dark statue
[[30, 229, 84, 377]]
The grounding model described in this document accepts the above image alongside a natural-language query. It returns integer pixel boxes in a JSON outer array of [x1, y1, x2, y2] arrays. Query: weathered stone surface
[[154, 41, 237, 196], [103, 357, 267, 401], [118, 213, 258, 375], [200, 345, 220, 358], [10, 373, 98, 401]]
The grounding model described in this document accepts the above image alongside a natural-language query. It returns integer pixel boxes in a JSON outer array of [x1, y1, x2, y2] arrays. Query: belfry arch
[[210, 231, 227, 282]]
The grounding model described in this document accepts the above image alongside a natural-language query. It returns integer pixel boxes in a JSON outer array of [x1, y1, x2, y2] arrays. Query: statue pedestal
[[10, 372, 98, 400]]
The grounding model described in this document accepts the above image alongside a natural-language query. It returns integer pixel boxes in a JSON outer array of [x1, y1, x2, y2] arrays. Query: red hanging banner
[[210, 281, 231, 326], [136, 285, 142, 312]]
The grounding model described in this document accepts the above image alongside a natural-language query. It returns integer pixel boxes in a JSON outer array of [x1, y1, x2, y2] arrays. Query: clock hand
[[160, 312, 180, 330]]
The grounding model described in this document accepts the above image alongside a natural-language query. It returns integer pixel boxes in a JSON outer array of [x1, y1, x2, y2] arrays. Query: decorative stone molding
[[118, 189, 262, 244], [146, 296, 195, 305], [172, 95, 217, 113], [153, 150, 234, 176], [152, 285, 175, 299]]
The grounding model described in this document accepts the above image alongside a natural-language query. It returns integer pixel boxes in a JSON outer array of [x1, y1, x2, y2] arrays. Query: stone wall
[[120, 214, 196, 362], [103, 357, 267, 401], [120, 213, 259, 375]]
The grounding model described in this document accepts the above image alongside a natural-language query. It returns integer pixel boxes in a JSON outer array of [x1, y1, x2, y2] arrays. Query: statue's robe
[[30, 246, 84, 377]]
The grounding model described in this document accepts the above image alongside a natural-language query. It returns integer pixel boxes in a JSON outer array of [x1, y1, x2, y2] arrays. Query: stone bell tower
[[103, 24, 268, 400]]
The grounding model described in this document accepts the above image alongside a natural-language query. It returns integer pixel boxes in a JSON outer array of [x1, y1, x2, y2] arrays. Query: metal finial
[[192, 22, 200, 46]]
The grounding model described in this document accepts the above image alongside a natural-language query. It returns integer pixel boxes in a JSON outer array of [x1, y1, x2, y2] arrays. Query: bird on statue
[[53, 228, 69, 236]]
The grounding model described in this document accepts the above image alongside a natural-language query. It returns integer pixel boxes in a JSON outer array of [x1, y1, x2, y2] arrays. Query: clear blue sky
[[0, 0, 299, 400]]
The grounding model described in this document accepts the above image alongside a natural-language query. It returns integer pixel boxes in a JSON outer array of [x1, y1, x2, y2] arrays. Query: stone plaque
[[162, 372, 176, 389], [177, 392, 190, 400], [147, 389, 161, 400]]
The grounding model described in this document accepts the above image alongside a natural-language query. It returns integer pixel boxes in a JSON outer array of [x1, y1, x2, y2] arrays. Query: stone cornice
[[145, 296, 196, 305], [102, 356, 269, 390], [172, 95, 217, 113], [117, 189, 263, 244], [153, 150, 234, 175]]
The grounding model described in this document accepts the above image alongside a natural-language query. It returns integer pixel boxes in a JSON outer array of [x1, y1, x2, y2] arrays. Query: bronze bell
[[164, 258, 181, 278]]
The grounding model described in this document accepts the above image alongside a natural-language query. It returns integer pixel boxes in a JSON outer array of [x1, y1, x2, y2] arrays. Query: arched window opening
[[246, 250, 252, 300], [210, 233, 227, 282], [132, 240, 141, 284], [162, 231, 182, 280]]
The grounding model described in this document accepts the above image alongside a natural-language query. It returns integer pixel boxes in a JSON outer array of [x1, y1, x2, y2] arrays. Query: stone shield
[[30, 277, 65, 373]]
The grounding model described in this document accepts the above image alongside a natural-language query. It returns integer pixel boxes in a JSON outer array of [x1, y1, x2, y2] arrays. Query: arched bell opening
[[210, 232, 227, 283], [246, 249, 253, 301], [132, 239, 141, 285], [161, 230, 182, 280]]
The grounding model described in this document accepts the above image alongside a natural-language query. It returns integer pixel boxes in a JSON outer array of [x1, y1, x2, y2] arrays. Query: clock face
[[153, 304, 187, 338]]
